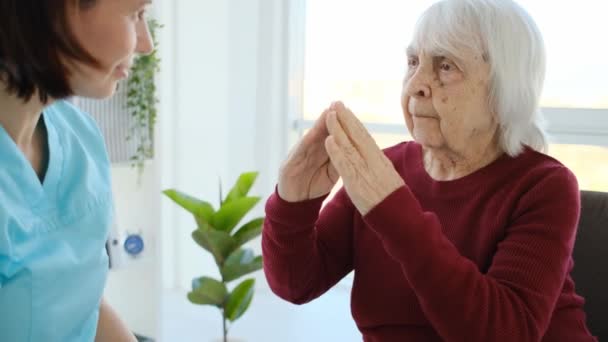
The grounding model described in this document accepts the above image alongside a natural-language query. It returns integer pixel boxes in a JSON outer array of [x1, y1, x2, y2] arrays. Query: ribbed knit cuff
[[264, 186, 328, 231]]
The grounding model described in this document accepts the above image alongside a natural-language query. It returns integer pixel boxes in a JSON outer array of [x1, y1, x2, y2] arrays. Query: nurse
[[0, 1, 154, 341]]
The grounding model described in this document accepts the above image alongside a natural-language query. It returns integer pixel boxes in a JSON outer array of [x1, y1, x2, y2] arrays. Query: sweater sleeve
[[262, 187, 356, 304], [363, 167, 580, 342]]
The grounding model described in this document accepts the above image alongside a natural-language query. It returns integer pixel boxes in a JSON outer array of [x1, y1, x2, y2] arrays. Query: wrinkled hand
[[278, 108, 340, 202], [324, 102, 405, 216]]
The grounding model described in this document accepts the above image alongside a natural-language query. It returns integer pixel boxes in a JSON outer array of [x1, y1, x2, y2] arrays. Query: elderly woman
[[262, 0, 597, 341]]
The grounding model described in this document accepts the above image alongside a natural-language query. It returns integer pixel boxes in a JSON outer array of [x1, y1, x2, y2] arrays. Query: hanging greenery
[[126, 19, 162, 174]]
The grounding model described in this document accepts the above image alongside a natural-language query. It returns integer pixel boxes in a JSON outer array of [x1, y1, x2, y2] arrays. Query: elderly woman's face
[[401, 47, 497, 152]]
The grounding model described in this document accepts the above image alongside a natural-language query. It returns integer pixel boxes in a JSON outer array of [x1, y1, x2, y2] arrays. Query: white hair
[[411, 0, 548, 156]]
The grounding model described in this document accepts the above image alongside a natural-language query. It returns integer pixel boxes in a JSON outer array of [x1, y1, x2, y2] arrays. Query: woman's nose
[[404, 68, 432, 98], [136, 22, 155, 55]]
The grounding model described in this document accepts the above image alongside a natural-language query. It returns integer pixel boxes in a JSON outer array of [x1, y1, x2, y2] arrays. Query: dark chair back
[[572, 190, 608, 340]]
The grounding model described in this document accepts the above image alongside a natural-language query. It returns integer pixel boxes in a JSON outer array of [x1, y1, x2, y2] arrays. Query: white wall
[[159, 0, 291, 292], [104, 1, 293, 339], [104, 164, 162, 338]]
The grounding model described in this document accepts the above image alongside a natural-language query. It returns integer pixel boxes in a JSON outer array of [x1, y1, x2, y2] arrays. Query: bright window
[[548, 145, 608, 192], [293, 0, 608, 191]]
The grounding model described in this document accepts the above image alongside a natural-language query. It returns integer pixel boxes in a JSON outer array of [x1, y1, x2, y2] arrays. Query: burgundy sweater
[[263, 141, 597, 342]]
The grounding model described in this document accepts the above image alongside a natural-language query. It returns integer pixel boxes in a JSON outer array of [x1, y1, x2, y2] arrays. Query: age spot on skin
[[442, 97, 448, 104]]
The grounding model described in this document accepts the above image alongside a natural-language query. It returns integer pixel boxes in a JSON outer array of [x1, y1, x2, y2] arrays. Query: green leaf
[[192, 228, 237, 265], [224, 278, 255, 322], [224, 172, 259, 203], [220, 248, 263, 282], [163, 189, 214, 224], [188, 276, 227, 307], [212, 196, 260, 233], [232, 217, 264, 247]]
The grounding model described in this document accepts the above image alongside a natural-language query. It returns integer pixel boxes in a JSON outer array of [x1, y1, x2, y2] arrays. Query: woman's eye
[[408, 58, 418, 68], [439, 59, 457, 72], [132, 10, 146, 21]]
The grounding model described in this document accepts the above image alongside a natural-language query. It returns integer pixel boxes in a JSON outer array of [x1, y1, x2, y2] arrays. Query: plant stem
[[222, 308, 227, 342], [221, 276, 228, 342]]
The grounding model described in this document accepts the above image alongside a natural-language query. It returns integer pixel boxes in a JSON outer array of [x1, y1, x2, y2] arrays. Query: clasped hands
[[278, 101, 405, 216]]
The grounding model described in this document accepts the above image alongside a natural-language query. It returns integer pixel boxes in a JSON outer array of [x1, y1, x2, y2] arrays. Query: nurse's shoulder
[[47, 100, 106, 144]]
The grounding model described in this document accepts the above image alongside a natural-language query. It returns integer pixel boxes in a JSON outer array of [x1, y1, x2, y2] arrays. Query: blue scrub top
[[0, 100, 113, 341]]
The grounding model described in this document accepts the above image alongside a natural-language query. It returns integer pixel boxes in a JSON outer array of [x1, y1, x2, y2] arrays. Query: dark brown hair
[[0, 0, 100, 103]]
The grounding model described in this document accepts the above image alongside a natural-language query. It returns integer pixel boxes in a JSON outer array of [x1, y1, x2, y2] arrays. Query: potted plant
[[163, 172, 265, 342]]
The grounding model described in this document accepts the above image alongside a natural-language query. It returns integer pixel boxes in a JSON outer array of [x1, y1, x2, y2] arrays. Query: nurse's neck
[[0, 85, 52, 181], [0, 85, 49, 150]]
